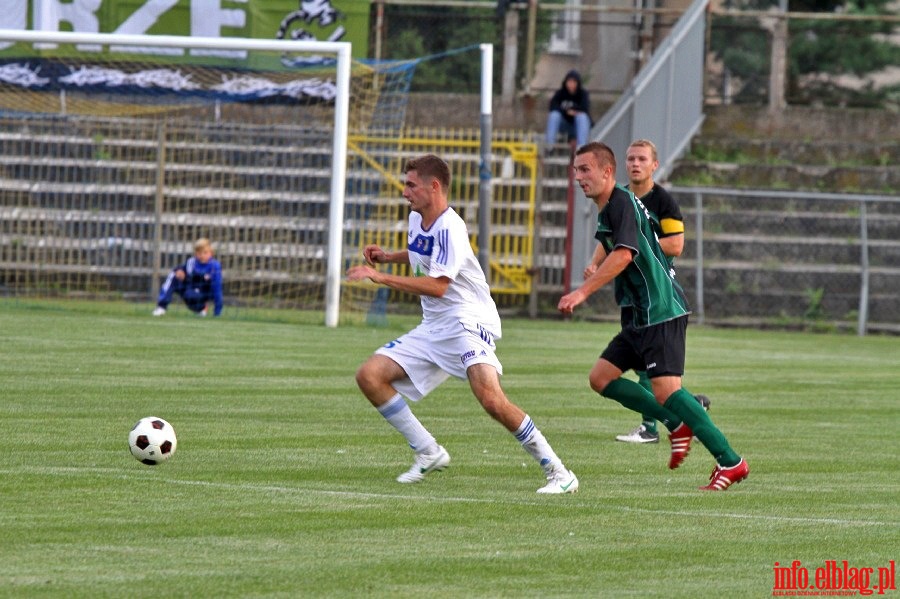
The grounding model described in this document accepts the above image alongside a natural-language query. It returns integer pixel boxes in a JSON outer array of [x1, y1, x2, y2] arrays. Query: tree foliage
[[381, 5, 503, 93], [380, 3, 557, 94], [710, 0, 899, 106]]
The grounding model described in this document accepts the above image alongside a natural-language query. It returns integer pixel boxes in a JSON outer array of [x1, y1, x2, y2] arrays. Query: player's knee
[[355, 362, 379, 394], [589, 372, 610, 394]]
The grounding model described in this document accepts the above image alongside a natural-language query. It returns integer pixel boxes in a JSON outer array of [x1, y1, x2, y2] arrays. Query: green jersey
[[595, 184, 690, 327]]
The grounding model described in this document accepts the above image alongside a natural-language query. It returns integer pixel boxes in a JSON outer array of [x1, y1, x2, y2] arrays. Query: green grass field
[[1, 299, 898, 598]]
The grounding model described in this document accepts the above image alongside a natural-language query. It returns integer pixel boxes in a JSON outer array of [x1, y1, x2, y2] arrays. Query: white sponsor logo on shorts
[[461, 350, 477, 364]]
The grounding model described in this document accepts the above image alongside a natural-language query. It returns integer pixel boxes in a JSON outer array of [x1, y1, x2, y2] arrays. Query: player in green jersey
[[559, 142, 749, 491], [584, 139, 711, 444]]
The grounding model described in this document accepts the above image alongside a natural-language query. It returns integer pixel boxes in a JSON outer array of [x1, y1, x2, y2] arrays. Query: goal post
[[0, 29, 350, 326]]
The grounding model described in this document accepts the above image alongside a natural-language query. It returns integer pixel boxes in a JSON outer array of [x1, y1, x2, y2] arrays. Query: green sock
[[663, 388, 740, 467], [601, 378, 681, 432], [636, 371, 658, 434]]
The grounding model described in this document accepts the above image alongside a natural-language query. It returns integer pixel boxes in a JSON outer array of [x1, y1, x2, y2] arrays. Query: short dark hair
[[576, 142, 617, 172], [405, 154, 451, 191]]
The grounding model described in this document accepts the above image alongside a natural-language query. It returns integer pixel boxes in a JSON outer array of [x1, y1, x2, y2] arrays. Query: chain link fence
[[532, 155, 900, 335], [671, 188, 900, 335]]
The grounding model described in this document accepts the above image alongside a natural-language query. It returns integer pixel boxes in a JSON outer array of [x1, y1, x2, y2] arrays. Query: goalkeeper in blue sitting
[[152, 238, 223, 317]]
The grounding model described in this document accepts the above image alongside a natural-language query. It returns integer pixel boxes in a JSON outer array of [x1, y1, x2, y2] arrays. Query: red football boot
[[668, 422, 693, 469], [700, 459, 750, 491]]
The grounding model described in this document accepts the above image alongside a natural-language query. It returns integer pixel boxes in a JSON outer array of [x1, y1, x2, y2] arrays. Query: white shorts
[[375, 319, 503, 401]]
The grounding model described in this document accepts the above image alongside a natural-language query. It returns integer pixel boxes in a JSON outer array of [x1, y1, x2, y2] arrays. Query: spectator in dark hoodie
[[545, 70, 592, 148]]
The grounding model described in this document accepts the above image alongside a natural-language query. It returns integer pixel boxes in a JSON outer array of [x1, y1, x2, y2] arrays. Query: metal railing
[[670, 187, 900, 336], [566, 0, 709, 295], [589, 0, 708, 183]]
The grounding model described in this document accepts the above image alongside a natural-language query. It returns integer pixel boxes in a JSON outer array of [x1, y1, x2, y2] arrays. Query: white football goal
[[0, 28, 353, 326]]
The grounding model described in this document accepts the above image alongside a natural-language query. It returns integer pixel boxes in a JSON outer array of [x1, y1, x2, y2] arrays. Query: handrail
[[590, 0, 709, 181]]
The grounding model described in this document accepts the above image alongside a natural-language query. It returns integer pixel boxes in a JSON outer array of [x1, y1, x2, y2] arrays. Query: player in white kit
[[346, 154, 578, 494]]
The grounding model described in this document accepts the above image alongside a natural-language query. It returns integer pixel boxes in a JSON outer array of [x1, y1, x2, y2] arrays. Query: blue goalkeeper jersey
[[179, 257, 224, 316]]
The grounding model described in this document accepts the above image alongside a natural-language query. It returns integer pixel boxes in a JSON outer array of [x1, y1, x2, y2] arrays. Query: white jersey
[[407, 207, 501, 337]]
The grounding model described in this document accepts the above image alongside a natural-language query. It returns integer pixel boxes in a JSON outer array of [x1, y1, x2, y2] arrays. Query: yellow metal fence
[[346, 128, 538, 302]]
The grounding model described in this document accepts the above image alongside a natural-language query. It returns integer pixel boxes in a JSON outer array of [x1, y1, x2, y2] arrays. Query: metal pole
[[501, 7, 519, 106], [524, 0, 538, 93], [857, 201, 869, 336], [694, 192, 704, 324], [151, 123, 165, 303], [529, 146, 544, 319], [478, 44, 493, 282], [563, 150, 575, 294], [324, 44, 352, 327], [769, 7, 788, 114], [374, 0, 384, 61]]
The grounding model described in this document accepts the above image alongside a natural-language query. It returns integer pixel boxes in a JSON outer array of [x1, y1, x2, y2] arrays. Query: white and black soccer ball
[[128, 417, 177, 465]]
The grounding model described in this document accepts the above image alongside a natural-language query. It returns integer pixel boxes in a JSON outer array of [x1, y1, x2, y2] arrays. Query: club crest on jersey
[[408, 234, 434, 256]]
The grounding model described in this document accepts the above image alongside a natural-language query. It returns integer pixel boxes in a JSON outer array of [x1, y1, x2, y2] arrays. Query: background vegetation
[[710, 0, 899, 106], [372, 0, 900, 108]]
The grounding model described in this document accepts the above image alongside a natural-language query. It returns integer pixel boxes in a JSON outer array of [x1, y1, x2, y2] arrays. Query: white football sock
[[377, 394, 437, 453], [514, 414, 564, 473]]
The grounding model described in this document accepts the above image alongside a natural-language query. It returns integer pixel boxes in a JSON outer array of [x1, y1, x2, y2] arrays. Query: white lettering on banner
[[8, 1, 249, 59], [114, 0, 179, 34], [111, 0, 182, 56], [190, 0, 248, 59], [0, 0, 27, 49], [33, 0, 102, 51]]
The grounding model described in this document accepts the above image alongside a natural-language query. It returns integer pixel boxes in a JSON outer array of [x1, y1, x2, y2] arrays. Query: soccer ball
[[128, 417, 177, 465]]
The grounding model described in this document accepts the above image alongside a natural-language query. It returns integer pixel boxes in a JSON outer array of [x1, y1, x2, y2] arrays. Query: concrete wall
[[403, 95, 900, 145], [699, 105, 900, 143]]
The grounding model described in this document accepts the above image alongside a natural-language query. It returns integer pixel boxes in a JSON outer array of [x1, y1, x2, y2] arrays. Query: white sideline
[[3, 466, 896, 528]]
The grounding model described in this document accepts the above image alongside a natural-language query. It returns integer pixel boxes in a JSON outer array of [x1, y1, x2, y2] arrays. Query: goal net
[[0, 29, 421, 325]]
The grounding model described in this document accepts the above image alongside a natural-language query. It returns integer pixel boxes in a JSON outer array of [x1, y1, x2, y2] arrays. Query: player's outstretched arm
[[559, 247, 633, 314], [346, 266, 449, 298], [363, 245, 409, 266]]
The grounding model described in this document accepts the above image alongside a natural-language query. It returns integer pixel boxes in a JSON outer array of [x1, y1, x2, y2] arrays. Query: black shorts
[[601, 315, 688, 378]]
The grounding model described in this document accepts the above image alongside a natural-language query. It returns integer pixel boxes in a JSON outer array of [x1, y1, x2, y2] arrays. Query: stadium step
[[2, 111, 898, 330]]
